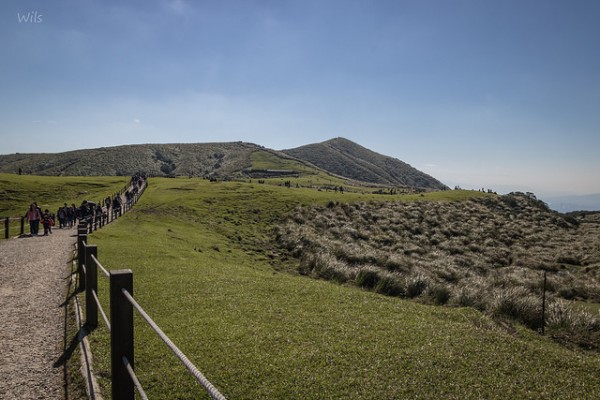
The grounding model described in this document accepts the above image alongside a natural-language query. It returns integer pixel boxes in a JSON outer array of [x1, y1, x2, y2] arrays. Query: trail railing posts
[[85, 244, 98, 329], [77, 228, 88, 292], [110, 270, 134, 400], [4, 217, 8, 239], [541, 270, 547, 335], [20, 216, 24, 236]]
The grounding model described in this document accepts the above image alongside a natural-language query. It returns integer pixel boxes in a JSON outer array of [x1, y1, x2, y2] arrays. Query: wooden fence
[[2, 181, 138, 239], [75, 181, 226, 400]]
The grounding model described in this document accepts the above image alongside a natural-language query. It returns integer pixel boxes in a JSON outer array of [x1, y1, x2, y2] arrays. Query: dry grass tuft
[[275, 193, 600, 349]]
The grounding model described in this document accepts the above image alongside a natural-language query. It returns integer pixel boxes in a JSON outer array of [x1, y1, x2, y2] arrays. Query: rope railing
[[121, 288, 227, 400], [122, 356, 148, 400], [91, 254, 110, 278], [92, 289, 111, 331], [75, 178, 228, 400]]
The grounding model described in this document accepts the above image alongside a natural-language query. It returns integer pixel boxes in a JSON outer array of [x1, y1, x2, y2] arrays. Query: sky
[[1, 0, 599, 197]]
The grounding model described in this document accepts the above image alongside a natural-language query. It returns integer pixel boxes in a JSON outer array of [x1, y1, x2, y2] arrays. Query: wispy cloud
[[165, 0, 190, 16]]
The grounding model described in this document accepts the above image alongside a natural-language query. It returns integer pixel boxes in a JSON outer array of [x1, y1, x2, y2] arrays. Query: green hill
[[283, 137, 448, 190], [0, 142, 258, 177], [0, 138, 448, 191], [80, 178, 598, 399]]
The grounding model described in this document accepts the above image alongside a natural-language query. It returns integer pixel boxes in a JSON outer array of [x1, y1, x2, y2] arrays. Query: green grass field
[[0, 173, 129, 238], [249, 149, 374, 190], [82, 178, 599, 399]]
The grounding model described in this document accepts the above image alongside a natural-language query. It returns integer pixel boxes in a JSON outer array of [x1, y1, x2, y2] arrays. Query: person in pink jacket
[[25, 203, 41, 236]]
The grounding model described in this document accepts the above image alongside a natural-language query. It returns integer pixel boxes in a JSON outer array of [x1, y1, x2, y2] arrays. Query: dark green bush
[[356, 268, 379, 289], [431, 285, 451, 304], [375, 275, 404, 296], [406, 275, 429, 298]]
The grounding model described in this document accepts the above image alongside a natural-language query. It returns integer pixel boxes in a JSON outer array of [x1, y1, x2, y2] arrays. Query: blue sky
[[1, 0, 599, 196]]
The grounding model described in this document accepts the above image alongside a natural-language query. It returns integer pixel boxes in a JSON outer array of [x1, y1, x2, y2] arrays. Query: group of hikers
[[24, 197, 122, 237], [23, 174, 146, 237]]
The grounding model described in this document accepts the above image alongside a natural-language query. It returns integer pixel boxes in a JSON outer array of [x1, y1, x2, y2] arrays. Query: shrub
[[374, 273, 405, 296], [545, 299, 600, 332], [490, 287, 541, 330], [405, 274, 429, 298], [556, 255, 582, 266], [300, 253, 354, 283], [383, 254, 405, 272], [558, 287, 576, 300], [452, 281, 487, 311], [430, 284, 451, 305], [355, 266, 380, 289]]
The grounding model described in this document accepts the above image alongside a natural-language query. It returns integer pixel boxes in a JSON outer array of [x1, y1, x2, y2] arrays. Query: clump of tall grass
[[374, 272, 405, 296], [405, 274, 430, 298], [546, 299, 600, 350], [275, 193, 600, 349], [489, 286, 542, 330], [299, 252, 356, 283], [546, 300, 600, 331]]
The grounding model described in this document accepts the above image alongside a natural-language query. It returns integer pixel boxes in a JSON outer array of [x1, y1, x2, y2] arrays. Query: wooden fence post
[[4, 217, 8, 239], [77, 229, 87, 292], [20, 216, 25, 236], [541, 270, 547, 335], [85, 244, 98, 329], [110, 270, 134, 400]]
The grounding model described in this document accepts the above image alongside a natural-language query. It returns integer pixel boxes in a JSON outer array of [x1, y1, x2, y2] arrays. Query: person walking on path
[[57, 203, 68, 229], [41, 209, 53, 236], [24, 204, 41, 236]]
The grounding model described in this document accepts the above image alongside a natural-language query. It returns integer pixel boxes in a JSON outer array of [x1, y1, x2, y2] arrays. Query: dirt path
[[0, 227, 76, 399]]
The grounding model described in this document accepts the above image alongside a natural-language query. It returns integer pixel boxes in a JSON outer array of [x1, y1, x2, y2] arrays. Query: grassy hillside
[[283, 137, 448, 190], [0, 142, 258, 177], [248, 149, 379, 190], [0, 138, 451, 194], [276, 193, 600, 349], [83, 178, 599, 399]]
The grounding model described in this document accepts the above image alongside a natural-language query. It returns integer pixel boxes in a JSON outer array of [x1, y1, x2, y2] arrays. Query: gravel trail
[[0, 228, 76, 399]]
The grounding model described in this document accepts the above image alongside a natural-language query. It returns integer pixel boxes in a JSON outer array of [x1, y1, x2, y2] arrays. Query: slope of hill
[[0, 142, 258, 177], [283, 137, 448, 190], [0, 138, 448, 191], [85, 178, 598, 398], [276, 192, 600, 349]]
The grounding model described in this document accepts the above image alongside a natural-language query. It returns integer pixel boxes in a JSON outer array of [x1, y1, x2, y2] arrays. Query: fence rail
[[2, 216, 25, 239], [2, 179, 139, 239], [76, 180, 227, 400]]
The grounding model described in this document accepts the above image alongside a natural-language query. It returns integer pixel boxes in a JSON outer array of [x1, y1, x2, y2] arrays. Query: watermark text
[[17, 11, 43, 24]]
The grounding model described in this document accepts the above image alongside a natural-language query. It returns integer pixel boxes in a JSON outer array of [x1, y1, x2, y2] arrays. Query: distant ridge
[[0, 138, 447, 190], [544, 193, 600, 213], [283, 137, 448, 190], [0, 142, 258, 177]]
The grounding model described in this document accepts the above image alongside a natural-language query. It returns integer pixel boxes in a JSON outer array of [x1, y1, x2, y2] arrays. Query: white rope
[[92, 289, 111, 331], [122, 356, 149, 400], [121, 289, 227, 400], [91, 254, 110, 278]]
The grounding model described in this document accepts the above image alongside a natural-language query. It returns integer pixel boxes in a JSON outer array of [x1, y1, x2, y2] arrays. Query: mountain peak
[[0, 139, 448, 190], [283, 138, 447, 190]]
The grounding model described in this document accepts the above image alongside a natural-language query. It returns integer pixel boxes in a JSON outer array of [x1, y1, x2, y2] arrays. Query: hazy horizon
[[2, 1, 599, 197]]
